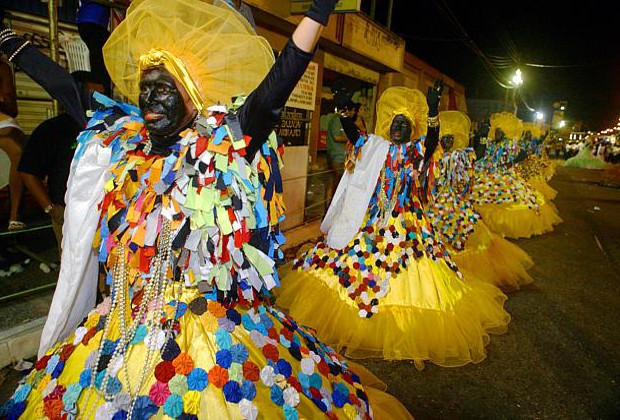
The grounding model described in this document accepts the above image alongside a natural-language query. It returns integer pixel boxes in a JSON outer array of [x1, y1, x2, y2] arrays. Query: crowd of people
[[0, 0, 612, 418], [545, 135, 619, 164]]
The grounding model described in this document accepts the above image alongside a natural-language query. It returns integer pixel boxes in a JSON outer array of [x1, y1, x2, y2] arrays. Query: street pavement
[[357, 165, 620, 419], [1, 165, 619, 419]]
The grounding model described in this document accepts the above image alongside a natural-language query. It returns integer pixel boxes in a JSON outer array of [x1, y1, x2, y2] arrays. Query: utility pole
[[370, 0, 377, 19], [387, 0, 394, 30], [47, 0, 59, 116]]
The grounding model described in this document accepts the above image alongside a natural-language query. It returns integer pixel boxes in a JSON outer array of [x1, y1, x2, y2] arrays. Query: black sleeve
[[239, 39, 314, 161], [1, 38, 88, 127], [18, 119, 55, 178], [423, 125, 440, 162], [341, 117, 360, 144]]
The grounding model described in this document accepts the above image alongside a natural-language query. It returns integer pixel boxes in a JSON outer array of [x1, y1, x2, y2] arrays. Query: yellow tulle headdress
[[102, 0, 275, 114], [522, 122, 542, 139], [439, 111, 471, 150], [489, 111, 523, 141], [375, 87, 428, 141]]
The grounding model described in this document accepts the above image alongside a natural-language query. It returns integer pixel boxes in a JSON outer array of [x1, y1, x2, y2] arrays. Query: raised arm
[[240, 0, 336, 160], [423, 79, 444, 163], [0, 18, 88, 126], [419, 79, 444, 195]]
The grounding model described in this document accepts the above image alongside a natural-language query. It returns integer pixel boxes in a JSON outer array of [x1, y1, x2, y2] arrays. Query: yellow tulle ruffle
[[452, 220, 533, 291], [15, 286, 413, 419], [527, 175, 558, 200], [475, 193, 562, 239], [276, 257, 510, 369]]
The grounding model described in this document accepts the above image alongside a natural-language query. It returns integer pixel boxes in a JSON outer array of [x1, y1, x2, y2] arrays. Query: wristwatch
[[44, 204, 53, 214]]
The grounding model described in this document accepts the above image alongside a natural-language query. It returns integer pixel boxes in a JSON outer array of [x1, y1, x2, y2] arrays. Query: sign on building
[[286, 61, 318, 111], [274, 107, 311, 147]]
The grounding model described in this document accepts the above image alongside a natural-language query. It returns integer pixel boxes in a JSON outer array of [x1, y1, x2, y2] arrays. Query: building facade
[[3, 0, 467, 230]]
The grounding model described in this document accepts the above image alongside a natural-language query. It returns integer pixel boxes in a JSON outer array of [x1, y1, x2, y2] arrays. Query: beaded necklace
[[72, 95, 287, 416]]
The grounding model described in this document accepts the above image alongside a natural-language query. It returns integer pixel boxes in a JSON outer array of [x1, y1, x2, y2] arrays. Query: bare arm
[[291, 17, 324, 53], [0, 61, 18, 117], [20, 172, 53, 211]]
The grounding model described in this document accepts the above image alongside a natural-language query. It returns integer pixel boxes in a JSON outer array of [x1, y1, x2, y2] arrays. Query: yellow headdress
[[522, 122, 542, 139], [374, 87, 428, 141], [102, 0, 275, 114], [439, 111, 471, 150], [489, 111, 523, 141]]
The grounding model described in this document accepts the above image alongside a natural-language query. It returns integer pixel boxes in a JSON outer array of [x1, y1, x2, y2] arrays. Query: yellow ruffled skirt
[[475, 193, 562, 239], [4, 286, 412, 419], [452, 220, 533, 291], [276, 257, 510, 369], [527, 175, 558, 200]]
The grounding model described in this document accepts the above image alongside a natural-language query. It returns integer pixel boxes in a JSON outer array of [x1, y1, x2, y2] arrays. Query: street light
[[535, 111, 544, 121], [512, 69, 523, 87], [559, 120, 566, 128], [507, 69, 524, 116]]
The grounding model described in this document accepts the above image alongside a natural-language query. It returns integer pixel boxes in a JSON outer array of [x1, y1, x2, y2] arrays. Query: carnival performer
[[564, 137, 606, 169], [516, 123, 558, 200], [0, 1, 413, 419], [277, 85, 510, 369], [426, 111, 533, 291], [472, 112, 562, 239]]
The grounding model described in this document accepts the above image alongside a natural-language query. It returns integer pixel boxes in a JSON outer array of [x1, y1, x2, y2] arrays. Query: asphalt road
[[357, 165, 620, 419], [1, 165, 619, 419]]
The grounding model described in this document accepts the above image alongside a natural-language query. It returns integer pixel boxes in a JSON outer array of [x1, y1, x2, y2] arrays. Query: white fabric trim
[[321, 134, 390, 250], [38, 141, 112, 357], [0, 116, 22, 131]]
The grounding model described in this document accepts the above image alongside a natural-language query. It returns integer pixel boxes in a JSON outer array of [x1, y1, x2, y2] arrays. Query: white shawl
[[321, 134, 390, 250], [38, 141, 112, 357]]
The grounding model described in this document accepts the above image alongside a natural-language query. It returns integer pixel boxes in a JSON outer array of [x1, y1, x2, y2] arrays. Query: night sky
[[388, 0, 620, 130]]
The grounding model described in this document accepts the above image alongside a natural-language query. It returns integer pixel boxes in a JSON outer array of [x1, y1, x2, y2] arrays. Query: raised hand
[[427, 79, 444, 117], [305, 0, 338, 26]]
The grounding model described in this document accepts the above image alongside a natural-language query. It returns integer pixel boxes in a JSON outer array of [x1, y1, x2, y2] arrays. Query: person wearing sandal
[[0, 58, 25, 231]]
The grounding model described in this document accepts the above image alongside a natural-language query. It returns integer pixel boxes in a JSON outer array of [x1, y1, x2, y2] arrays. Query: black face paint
[[389, 114, 413, 144], [139, 67, 188, 139], [441, 134, 455, 152], [494, 128, 505, 142]]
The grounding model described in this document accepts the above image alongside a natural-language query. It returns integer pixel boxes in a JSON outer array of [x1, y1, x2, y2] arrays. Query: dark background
[[366, 0, 620, 131], [4, 0, 619, 130]]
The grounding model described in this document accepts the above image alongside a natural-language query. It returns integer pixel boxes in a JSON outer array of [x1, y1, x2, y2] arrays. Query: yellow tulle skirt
[[527, 175, 558, 200], [276, 257, 510, 369], [6, 286, 412, 419], [475, 194, 562, 239], [452, 220, 533, 291]]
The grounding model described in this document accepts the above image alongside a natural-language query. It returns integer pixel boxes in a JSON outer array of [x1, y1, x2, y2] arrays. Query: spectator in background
[[224, 0, 256, 29], [340, 100, 365, 143], [0, 58, 25, 231], [18, 71, 98, 254], [325, 108, 347, 210]]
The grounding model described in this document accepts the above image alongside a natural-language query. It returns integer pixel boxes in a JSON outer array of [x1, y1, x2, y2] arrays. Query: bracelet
[[0, 35, 19, 49], [427, 114, 439, 128], [0, 29, 18, 44], [8, 40, 31, 62]]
